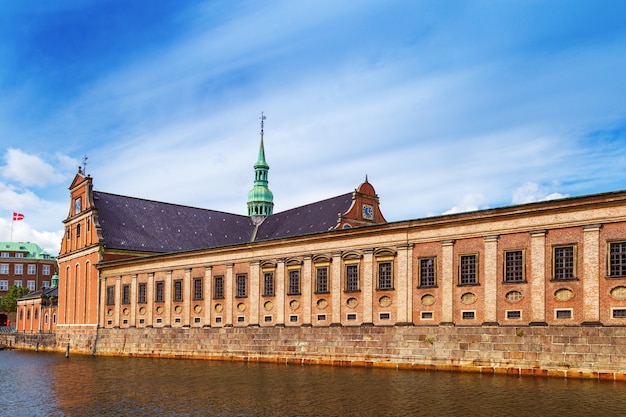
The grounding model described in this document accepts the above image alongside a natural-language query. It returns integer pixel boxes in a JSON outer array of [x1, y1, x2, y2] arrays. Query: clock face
[[362, 203, 374, 220]]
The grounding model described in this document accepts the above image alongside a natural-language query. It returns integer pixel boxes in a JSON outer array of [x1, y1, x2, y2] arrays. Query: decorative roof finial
[[260, 111, 266, 139]]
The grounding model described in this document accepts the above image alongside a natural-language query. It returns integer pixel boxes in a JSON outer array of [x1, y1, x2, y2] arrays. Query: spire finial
[[260, 112, 266, 140]]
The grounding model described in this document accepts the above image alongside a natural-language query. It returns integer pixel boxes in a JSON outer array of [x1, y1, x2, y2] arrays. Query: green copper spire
[[247, 112, 274, 221]]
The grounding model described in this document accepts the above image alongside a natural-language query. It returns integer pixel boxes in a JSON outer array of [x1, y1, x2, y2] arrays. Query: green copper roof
[[248, 136, 274, 217], [0, 241, 55, 259]]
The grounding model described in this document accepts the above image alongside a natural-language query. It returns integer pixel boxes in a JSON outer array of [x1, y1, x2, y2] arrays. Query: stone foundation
[[7, 325, 626, 381]]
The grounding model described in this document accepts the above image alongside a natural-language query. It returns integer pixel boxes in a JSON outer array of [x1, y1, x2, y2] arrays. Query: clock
[[362, 203, 374, 220]]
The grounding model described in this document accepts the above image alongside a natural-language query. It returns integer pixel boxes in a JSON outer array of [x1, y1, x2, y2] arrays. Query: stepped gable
[[255, 192, 353, 241], [93, 191, 254, 252]]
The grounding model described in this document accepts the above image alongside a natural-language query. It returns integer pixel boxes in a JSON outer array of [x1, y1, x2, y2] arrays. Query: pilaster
[[441, 240, 455, 324], [483, 235, 499, 325]]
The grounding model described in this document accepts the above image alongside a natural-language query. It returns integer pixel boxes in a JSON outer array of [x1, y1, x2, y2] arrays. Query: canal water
[[1, 350, 625, 416]]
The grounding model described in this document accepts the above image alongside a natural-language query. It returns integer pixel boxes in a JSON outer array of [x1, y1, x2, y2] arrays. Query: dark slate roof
[[93, 191, 255, 252], [19, 286, 58, 300], [93, 190, 353, 253], [255, 193, 352, 241]]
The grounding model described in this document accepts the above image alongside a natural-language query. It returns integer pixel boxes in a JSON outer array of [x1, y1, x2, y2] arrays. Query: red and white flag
[[12, 212, 24, 221]]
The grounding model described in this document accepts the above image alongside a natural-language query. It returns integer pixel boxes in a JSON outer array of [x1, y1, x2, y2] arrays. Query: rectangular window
[[42, 281, 50, 288], [263, 272, 274, 296], [236, 274, 247, 298], [347, 313, 357, 321], [27, 264, 36, 275], [173, 280, 183, 302], [138, 283, 147, 304], [264, 315, 273, 322], [316, 267, 329, 293], [155, 281, 164, 302], [609, 242, 626, 277], [555, 309, 572, 319], [421, 311, 433, 320], [612, 308, 626, 318], [462, 311, 475, 320], [288, 270, 300, 295], [237, 316, 245, 323], [459, 255, 478, 285], [419, 257, 436, 287], [377, 262, 393, 290], [317, 314, 327, 321], [345, 264, 359, 292], [0, 252, 7, 258], [554, 246, 575, 280], [122, 285, 130, 304], [289, 315, 298, 322], [0, 264, 8, 274], [193, 278, 203, 300], [27, 280, 36, 291], [43, 265, 51, 275], [379, 312, 391, 320], [506, 310, 522, 319], [15, 253, 23, 258], [504, 250, 524, 282], [106, 286, 115, 305], [0, 280, 8, 291], [14, 280, 22, 287], [214, 276, 224, 299], [14, 264, 23, 275]]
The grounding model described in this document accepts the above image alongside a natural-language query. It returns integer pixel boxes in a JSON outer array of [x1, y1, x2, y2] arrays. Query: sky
[[1, 0, 625, 255]]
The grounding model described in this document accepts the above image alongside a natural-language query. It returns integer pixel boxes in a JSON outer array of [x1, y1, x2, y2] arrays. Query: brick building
[[48, 126, 626, 367], [0, 242, 57, 326]]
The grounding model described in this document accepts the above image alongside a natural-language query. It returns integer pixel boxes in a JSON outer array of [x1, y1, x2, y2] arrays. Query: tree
[[0, 285, 30, 313]]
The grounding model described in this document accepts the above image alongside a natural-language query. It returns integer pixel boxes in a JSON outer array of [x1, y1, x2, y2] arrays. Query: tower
[[247, 113, 274, 223]]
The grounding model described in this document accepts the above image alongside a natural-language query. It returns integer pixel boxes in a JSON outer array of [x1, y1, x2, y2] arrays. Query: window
[[506, 310, 522, 319], [263, 272, 274, 296], [459, 255, 478, 285], [316, 267, 329, 293], [377, 262, 393, 290], [173, 280, 183, 302], [14, 264, 23, 275], [122, 285, 130, 304], [14, 280, 22, 287], [379, 312, 391, 320], [612, 308, 626, 318], [155, 281, 164, 302], [236, 274, 247, 298], [347, 313, 357, 321], [462, 311, 476, 320], [288, 270, 300, 295], [609, 242, 626, 277], [0, 280, 8, 291], [504, 250, 524, 282], [553, 246, 576, 280], [43, 265, 51, 275], [15, 253, 23, 258], [74, 197, 82, 214], [42, 281, 50, 288], [193, 278, 203, 300], [0, 264, 8, 274], [106, 286, 115, 305], [138, 283, 147, 304], [27, 280, 35, 291], [555, 309, 572, 319], [421, 311, 433, 320], [214, 276, 224, 299], [0, 252, 7, 258], [27, 264, 36, 275], [76, 223, 81, 238], [419, 257, 436, 287], [345, 264, 359, 292]]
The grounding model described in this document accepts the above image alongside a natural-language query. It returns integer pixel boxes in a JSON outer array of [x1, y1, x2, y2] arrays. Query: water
[[1, 350, 625, 416]]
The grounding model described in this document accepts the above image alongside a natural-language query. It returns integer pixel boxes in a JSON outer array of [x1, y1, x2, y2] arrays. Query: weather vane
[[260, 112, 266, 138], [82, 155, 88, 174]]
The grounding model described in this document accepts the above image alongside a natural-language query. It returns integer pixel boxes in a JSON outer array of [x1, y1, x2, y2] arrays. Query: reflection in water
[[1, 350, 626, 416]]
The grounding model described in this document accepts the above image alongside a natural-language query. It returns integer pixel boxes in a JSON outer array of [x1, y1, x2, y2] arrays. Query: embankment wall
[[6, 326, 626, 381]]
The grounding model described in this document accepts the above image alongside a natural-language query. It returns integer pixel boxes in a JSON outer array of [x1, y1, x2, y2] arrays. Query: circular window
[[610, 286, 626, 300], [107, 308, 114, 317], [316, 299, 328, 309], [347, 297, 359, 307], [461, 292, 476, 304], [264, 301, 273, 311], [506, 290, 523, 303], [379, 296, 392, 307], [421, 294, 435, 306], [156, 306, 164, 314], [555, 288, 573, 301], [122, 308, 130, 316], [138, 307, 146, 315], [174, 305, 182, 313], [194, 305, 202, 313], [214, 303, 223, 312], [237, 302, 246, 312], [289, 300, 300, 310]]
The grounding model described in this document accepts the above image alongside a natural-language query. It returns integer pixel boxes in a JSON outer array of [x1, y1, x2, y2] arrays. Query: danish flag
[[12, 212, 24, 221]]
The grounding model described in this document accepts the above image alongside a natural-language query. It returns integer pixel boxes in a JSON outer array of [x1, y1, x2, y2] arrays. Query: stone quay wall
[[6, 325, 626, 381]]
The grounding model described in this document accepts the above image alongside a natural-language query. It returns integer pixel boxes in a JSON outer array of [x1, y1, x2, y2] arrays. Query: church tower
[[247, 113, 274, 223]]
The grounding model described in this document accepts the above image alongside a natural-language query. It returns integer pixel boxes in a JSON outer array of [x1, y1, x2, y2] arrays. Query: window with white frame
[[43, 265, 51, 275], [0, 280, 8, 291], [14, 264, 23, 275], [0, 264, 8, 274], [27, 264, 36, 275], [27, 280, 36, 291], [14, 280, 22, 287]]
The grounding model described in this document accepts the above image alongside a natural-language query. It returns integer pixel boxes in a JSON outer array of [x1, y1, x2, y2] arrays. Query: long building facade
[[18, 129, 626, 378]]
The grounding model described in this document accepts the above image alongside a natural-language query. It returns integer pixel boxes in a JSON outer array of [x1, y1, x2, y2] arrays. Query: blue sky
[[1, 0, 625, 254]]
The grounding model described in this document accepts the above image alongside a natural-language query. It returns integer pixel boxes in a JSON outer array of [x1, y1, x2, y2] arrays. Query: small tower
[[247, 113, 274, 223]]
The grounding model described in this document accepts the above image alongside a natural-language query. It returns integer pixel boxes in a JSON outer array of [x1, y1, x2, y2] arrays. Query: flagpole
[[10, 216, 14, 242]]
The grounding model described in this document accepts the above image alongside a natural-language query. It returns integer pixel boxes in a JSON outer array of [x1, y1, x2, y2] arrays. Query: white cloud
[[512, 182, 568, 205], [443, 194, 487, 215], [0, 217, 63, 255], [0, 148, 65, 187]]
